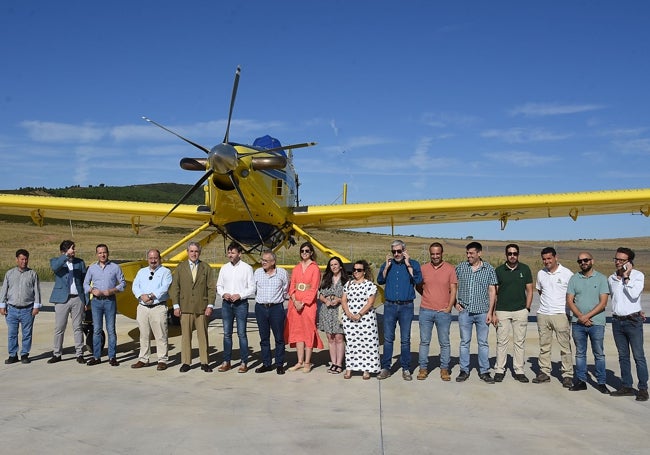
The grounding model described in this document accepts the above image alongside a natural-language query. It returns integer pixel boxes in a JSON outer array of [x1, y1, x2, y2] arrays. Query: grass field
[[2, 217, 649, 290]]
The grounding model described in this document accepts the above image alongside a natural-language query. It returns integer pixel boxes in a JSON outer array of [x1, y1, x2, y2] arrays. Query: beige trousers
[[136, 304, 169, 363], [494, 308, 529, 375]]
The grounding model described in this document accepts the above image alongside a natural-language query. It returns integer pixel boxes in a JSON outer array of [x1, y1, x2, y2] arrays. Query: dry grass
[[1, 219, 649, 290]]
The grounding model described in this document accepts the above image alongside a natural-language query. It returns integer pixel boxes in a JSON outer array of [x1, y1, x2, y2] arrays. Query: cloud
[[421, 112, 479, 128], [509, 102, 604, 117], [482, 150, 561, 167], [330, 119, 339, 137], [481, 127, 570, 143], [21, 121, 107, 143]]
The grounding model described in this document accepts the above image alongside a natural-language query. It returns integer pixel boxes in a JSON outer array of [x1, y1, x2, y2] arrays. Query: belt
[[296, 283, 311, 292], [8, 304, 33, 309], [94, 295, 113, 300], [386, 300, 413, 305], [613, 312, 641, 320], [257, 302, 283, 308], [68, 294, 78, 298], [140, 302, 167, 308]]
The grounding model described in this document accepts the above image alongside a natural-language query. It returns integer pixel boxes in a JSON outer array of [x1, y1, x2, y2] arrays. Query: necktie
[[191, 262, 197, 282]]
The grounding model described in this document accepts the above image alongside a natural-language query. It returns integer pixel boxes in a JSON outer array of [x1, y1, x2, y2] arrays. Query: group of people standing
[[1, 237, 647, 402]]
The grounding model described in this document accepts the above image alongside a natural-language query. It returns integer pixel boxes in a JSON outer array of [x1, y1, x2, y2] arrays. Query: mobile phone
[[623, 263, 628, 272]]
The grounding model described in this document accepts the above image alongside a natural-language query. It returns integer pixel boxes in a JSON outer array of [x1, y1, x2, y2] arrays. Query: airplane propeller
[[143, 66, 315, 248]]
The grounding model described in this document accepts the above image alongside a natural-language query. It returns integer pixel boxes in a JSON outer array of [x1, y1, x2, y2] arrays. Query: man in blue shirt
[[376, 240, 422, 381]]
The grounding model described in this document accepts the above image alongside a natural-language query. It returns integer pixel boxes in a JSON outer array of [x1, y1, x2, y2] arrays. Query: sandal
[[344, 370, 352, 379], [327, 364, 335, 374], [331, 365, 342, 374], [363, 371, 370, 380], [302, 363, 313, 373], [288, 363, 304, 372]]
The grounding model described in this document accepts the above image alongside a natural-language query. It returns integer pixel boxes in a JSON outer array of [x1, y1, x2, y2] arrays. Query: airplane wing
[[291, 188, 650, 230], [0, 194, 208, 231]]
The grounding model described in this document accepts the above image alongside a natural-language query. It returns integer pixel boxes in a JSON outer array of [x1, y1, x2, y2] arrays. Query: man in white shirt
[[533, 247, 574, 387], [608, 247, 648, 401], [216, 242, 255, 373]]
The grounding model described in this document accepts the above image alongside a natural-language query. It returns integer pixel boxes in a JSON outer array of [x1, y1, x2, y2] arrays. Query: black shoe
[[47, 355, 62, 364], [456, 371, 470, 382], [569, 381, 587, 391], [562, 377, 573, 388], [494, 373, 505, 383], [20, 354, 30, 364], [179, 364, 191, 373], [596, 384, 610, 394], [611, 386, 635, 397], [532, 373, 551, 384], [201, 363, 213, 372], [513, 374, 529, 383], [636, 389, 649, 401], [76, 356, 86, 364], [479, 373, 495, 384], [276, 365, 285, 375], [255, 364, 274, 373], [86, 358, 101, 366], [109, 358, 119, 367], [5, 355, 18, 364]]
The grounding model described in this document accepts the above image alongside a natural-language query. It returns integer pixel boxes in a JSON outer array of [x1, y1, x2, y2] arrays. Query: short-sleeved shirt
[[536, 264, 574, 315], [495, 262, 533, 312], [456, 261, 498, 314], [567, 270, 609, 325], [419, 262, 457, 311]]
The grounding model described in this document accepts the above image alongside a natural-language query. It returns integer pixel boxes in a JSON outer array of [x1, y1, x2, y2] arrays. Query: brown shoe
[[131, 361, 149, 369], [417, 368, 429, 380], [238, 364, 248, 373], [217, 362, 231, 372], [156, 362, 167, 371], [440, 368, 451, 381]]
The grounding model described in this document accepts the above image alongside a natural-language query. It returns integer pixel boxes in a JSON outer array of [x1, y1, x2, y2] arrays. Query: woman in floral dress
[[318, 257, 348, 374]]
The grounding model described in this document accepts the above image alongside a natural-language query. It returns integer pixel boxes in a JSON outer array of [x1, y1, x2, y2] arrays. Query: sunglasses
[[148, 271, 155, 280], [353, 268, 365, 272], [300, 249, 312, 254], [507, 252, 519, 256], [577, 258, 592, 264], [391, 249, 403, 254]]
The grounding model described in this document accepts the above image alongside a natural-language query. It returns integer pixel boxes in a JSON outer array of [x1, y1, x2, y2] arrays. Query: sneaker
[[4, 355, 18, 364], [416, 368, 428, 380], [596, 384, 610, 395], [456, 371, 470, 382], [494, 373, 505, 383], [479, 373, 495, 384], [440, 368, 451, 381], [636, 389, 649, 402], [532, 373, 551, 384], [568, 381, 587, 391], [20, 354, 30, 364], [611, 386, 635, 397], [562, 377, 573, 388], [377, 368, 391, 380], [402, 369, 412, 381], [513, 374, 529, 383]]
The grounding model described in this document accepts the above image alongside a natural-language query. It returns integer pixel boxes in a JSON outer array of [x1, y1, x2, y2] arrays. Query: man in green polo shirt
[[493, 244, 533, 383]]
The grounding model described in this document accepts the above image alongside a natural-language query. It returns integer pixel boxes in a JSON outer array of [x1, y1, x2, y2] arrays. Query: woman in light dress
[[318, 257, 348, 374]]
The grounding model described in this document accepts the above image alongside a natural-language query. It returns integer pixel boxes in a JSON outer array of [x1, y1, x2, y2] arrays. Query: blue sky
[[2, 1, 649, 241]]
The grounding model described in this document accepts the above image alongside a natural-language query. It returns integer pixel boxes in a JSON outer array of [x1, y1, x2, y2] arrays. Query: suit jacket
[[169, 260, 216, 313], [49, 255, 88, 305]]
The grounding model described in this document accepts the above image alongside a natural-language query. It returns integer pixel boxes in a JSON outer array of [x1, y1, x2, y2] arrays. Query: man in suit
[[48, 240, 88, 364], [170, 241, 216, 373]]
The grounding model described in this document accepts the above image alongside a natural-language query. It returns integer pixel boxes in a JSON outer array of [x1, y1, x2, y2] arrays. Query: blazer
[[169, 260, 216, 313], [49, 255, 88, 305]]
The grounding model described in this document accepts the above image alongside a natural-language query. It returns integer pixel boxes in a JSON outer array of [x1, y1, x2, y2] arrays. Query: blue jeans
[[6, 306, 35, 357], [381, 301, 414, 370], [612, 316, 648, 390], [255, 303, 286, 367], [92, 298, 117, 359], [458, 310, 490, 374], [221, 300, 249, 363], [418, 308, 452, 370], [572, 323, 606, 384]]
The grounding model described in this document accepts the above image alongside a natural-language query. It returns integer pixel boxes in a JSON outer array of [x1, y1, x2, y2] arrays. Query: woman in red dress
[[285, 242, 323, 372]]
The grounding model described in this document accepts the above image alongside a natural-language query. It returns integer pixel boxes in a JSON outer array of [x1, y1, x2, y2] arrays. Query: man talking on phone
[[608, 247, 648, 401]]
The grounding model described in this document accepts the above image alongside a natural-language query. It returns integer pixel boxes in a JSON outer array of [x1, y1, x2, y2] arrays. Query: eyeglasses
[[300, 249, 311, 254], [577, 258, 592, 264], [391, 249, 403, 254], [148, 271, 155, 280], [506, 252, 519, 256], [613, 257, 628, 262], [353, 268, 365, 272]]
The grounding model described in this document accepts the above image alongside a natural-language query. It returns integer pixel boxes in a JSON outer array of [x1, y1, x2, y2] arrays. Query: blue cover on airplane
[[253, 135, 285, 156]]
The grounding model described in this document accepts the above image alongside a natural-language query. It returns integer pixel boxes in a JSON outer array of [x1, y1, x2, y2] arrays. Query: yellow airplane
[[1, 66, 649, 319]]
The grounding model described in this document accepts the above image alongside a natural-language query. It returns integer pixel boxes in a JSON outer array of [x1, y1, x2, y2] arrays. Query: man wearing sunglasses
[[566, 252, 610, 393], [131, 249, 172, 370], [608, 247, 648, 401], [493, 244, 533, 384], [376, 240, 422, 381]]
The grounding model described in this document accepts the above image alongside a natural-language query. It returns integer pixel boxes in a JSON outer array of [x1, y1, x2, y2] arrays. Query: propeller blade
[[238, 142, 317, 157], [223, 66, 241, 144], [142, 117, 211, 154], [228, 172, 265, 246], [162, 170, 213, 221]]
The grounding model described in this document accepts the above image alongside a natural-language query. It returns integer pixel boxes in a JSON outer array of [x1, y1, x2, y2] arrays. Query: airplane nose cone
[[209, 143, 238, 174]]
